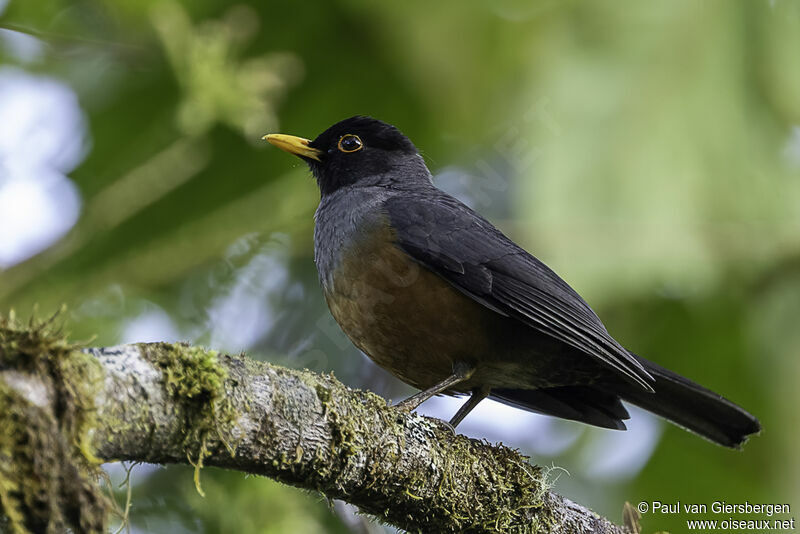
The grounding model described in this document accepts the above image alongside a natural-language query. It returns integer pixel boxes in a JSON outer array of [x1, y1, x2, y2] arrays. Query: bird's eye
[[337, 134, 363, 153]]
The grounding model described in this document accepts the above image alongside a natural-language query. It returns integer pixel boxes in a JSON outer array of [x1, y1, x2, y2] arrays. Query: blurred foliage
[[113, 466, 350, 534], [1, 0, 798, 533]]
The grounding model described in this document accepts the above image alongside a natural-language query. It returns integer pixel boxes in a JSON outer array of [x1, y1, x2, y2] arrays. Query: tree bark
[[0, 321, 630, 534]]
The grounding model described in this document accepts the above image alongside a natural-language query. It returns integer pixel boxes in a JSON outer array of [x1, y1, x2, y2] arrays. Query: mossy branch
[[0, 317, 630, 534]]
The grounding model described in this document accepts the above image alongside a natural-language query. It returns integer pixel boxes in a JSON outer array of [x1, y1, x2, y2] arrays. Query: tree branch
[[0, 319, 630, 533]]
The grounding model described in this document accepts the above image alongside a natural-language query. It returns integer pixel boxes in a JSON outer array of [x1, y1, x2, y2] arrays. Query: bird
[[264, 116, 761, 448]]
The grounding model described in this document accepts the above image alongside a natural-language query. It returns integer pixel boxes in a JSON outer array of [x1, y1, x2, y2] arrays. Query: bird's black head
[[265, 116, 430, 196]]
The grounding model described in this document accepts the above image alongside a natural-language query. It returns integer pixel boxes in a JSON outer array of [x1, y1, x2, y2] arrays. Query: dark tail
[[619, 355, 761, 448], [491, 355, 761, 448]]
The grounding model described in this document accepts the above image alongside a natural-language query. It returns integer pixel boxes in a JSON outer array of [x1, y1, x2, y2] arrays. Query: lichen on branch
[[0, 314, 628, 534], [0, 313, 110, 534], [138, 342, 238, 495]]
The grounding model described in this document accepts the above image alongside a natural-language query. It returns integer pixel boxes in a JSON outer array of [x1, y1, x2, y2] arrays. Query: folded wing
[[384, 192, 654, 391]]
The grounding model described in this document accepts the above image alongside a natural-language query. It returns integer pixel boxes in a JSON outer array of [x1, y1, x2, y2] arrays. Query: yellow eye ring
[[337, 134, 363, 153]]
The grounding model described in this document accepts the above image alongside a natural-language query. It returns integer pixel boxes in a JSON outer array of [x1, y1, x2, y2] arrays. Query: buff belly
[[321, 223, 580, 393]]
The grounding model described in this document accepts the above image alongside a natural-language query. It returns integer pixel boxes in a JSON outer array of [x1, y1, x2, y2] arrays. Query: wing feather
[[384, 192, 654, 391]]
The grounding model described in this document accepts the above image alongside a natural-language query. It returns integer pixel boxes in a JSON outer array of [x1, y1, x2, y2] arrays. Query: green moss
[[138, 342, 238, 496], [314, 382, 332, 407], [0, 387, 35, 534], [152, 344, 226, 399], [0, 311, 110, 534], [356, 414, 547, 533]]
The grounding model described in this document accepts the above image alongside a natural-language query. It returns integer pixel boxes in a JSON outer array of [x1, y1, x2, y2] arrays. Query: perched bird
[[265, 116, 760, 448]]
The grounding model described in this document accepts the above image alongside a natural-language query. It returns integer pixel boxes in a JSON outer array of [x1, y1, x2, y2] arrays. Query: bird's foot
[[438, 419, 457, 435]]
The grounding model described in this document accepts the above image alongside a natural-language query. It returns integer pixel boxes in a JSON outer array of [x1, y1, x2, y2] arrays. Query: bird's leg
[[395, 362, 475, 412], [449, 385, 491, 428]]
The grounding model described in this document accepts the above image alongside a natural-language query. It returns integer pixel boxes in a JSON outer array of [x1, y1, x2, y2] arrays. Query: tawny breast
[[323, 221, 495, 391]]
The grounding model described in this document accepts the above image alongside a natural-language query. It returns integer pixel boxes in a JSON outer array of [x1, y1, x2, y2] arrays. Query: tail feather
[[618, 355, 761, 448], [491, 355, 761, 449], [491, 385, 630, 430]]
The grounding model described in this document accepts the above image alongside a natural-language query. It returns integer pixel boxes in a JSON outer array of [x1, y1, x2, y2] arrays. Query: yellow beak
[[263, 133, 323, 162]]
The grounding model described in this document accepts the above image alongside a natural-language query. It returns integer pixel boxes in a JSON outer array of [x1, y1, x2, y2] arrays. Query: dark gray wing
[[384, 192, 654, 391]]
